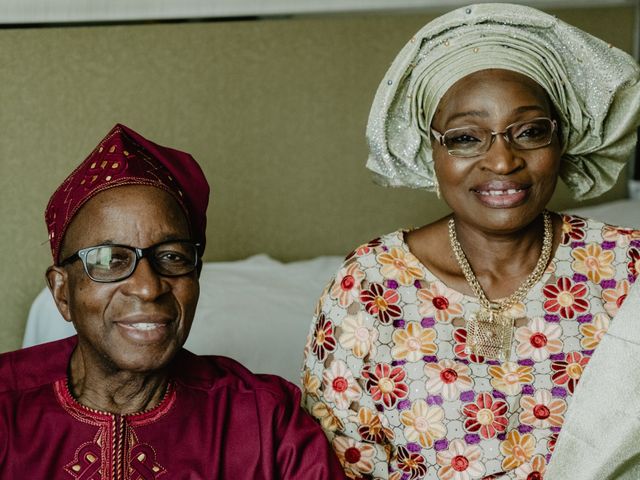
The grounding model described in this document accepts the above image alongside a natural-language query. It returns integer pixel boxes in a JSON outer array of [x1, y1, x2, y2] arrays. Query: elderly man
[[0, 124, 345, 479]]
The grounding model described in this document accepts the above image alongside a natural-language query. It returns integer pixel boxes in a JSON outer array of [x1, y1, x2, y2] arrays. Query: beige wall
[[0, 6, 635, 352]]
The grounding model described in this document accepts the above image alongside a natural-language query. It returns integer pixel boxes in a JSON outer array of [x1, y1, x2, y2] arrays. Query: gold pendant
[[465, 308, 514, 361]]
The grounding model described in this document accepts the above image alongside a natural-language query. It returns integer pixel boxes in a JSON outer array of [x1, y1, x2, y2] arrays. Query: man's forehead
[[46, 124, 209, 264]]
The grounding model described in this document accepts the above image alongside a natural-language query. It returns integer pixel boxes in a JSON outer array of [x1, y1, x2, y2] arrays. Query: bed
[[22, 199, 640, 385]]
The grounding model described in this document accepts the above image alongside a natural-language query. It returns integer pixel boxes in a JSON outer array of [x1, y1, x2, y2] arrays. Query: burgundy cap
[[45, 124, 210, 264]]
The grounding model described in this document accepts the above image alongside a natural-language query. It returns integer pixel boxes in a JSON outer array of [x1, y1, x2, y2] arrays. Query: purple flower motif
[[581, 349, 594, 356], [545, 314, 560, 323], [464, 433, 481, 445], [434, 438, 449, 451], [518, 424, 534, 434], [600, 279, 617, 289], [421, 317, 436, 328], [385, 279, 399, 290], [549, 353, 565, 361], [551, 386, 567, 398], [427, 395, 443, 406], [497, 432, 507, 441], [601, 241, 616, 250], [392, 360, 407, 367], [630, 273, 638, 283], [397, 399, 411, 410], [423, 355, 438, 363], [460, 390, 475, 402], [393, 319, 406, 329], [522, 384, 534, 395], [577, 314, 593, 324], [518, 359, 535, 367], [492, 390, 506, 399], [406, 442, 422, 453], [382, 246, 389, 252], [485, 359, 500, 366], [400, 474, 410, 480], [631, 240, 640, 249], [375, 404, 384, 412], [546, 453, 552, 464], [551, 426, 562, 433], [414, 279, 422, 289], [573, 273, 588, 283], [571, 241, 586, 249]]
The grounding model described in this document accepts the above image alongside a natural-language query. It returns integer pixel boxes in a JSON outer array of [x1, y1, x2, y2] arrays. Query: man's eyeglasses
[[431, 117, 557, 158], [59, 240, 201, 283]]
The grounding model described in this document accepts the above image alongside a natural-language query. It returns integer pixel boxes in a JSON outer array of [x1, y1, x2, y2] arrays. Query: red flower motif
[[462, 392, 509, 439], [551, 351, 590, 393], [360, 283, 403, 324], [628, 247, 640, 280], [396, 446, 428, 480], [453, 328, 485, 363], [543, 277, 590, 319], [561, 216, 587, 245], [345, 237, 382, 261], [312, 313, 337, 361], [365, 363, 409, 408]]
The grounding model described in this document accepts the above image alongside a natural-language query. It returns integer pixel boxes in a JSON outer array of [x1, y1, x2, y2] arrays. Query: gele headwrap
[[45, 124, 210, 264], [366, 3, 640, 199]]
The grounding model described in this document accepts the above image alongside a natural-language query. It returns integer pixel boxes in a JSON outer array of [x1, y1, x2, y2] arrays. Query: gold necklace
[[448, 210, 553, 361]]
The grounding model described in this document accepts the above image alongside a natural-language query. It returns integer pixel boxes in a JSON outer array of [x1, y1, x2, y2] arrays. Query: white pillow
[[566, 198, 640, 228], [22, 254, 343, 385]]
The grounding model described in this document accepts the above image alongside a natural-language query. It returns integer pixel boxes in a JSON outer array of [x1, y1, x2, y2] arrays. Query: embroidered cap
[[45, 124, 210, 264]]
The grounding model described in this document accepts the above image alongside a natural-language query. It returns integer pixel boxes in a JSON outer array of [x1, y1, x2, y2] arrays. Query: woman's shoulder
[[558, 211, 640, 243]]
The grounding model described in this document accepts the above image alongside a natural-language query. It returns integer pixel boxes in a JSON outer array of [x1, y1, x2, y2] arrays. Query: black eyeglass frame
[[430, 117, 558, 158], [58, 239, 201, 283]]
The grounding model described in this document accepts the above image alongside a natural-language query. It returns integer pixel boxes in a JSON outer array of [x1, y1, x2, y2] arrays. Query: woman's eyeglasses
[[431, 117, 557, 158], [59, 240, 200, 283]]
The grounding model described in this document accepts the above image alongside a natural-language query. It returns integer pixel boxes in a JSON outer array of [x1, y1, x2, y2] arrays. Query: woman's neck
[[406, 212, 561, 300], [68, 346, 170, 415]]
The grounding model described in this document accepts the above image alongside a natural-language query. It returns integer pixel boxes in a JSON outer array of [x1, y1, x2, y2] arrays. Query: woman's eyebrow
[[446, 110, 489, 123]]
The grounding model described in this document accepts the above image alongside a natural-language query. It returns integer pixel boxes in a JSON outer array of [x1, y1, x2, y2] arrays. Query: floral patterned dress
[[301, 214, 640, 480]]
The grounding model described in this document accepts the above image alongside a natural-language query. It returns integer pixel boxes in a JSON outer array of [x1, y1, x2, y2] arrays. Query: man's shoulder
[[173, 349, 299, 402], [0, 336, 75, 395]]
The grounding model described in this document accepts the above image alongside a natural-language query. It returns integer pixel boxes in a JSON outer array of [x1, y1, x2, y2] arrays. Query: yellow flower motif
[[391, 322, 437, 362], [339, 312, 378, 359], [500, 430, 535, 471], [311, 401, 344, 432], [350, 407, 395, 443], [571, 242, 615, 283], [488, 362, 534, 396], [580, 312, 610, 350], [602, 279, 629, 317], [330, 262, 366, 307], [424, 359, 473, 400], [400, 399, 446, 448], [377, 247, 424, 286], [301, 368, 321, 397]]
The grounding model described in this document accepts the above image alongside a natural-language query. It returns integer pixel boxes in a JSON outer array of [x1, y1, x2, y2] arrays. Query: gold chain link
[[448, 210, 553, 313]]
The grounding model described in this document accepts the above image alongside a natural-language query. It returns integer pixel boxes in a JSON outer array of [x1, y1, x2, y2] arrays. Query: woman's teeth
[[478, 189, 523, 196]]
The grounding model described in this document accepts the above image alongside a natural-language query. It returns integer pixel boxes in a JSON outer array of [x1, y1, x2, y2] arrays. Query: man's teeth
[[478, 189, 522, 196], [129, 323, 161, 330]]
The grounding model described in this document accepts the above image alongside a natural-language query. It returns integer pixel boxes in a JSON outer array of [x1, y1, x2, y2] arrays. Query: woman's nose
[[478, 134, 524, 174]]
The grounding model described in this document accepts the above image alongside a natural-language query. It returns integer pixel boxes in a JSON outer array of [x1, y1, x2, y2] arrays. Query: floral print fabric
[[302, 214, 639, 479]]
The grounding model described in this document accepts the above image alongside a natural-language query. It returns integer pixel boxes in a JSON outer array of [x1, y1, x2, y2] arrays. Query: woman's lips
[[471, 182, 530, 208]]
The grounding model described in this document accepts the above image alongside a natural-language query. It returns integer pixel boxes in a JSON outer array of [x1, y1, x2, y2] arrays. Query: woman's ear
[[45, 266, 72, 322]]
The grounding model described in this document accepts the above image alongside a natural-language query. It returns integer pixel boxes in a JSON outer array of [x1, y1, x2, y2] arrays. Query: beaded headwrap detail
[[366, 3, 640, 200]]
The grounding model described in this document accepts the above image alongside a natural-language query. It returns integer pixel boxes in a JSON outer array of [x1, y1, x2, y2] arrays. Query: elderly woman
[[0, 124, 346, 479], [302, 4, 640, 479]]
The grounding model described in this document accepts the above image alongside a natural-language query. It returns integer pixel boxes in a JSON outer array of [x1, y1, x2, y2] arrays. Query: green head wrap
[[366, 3, 640, 200]]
